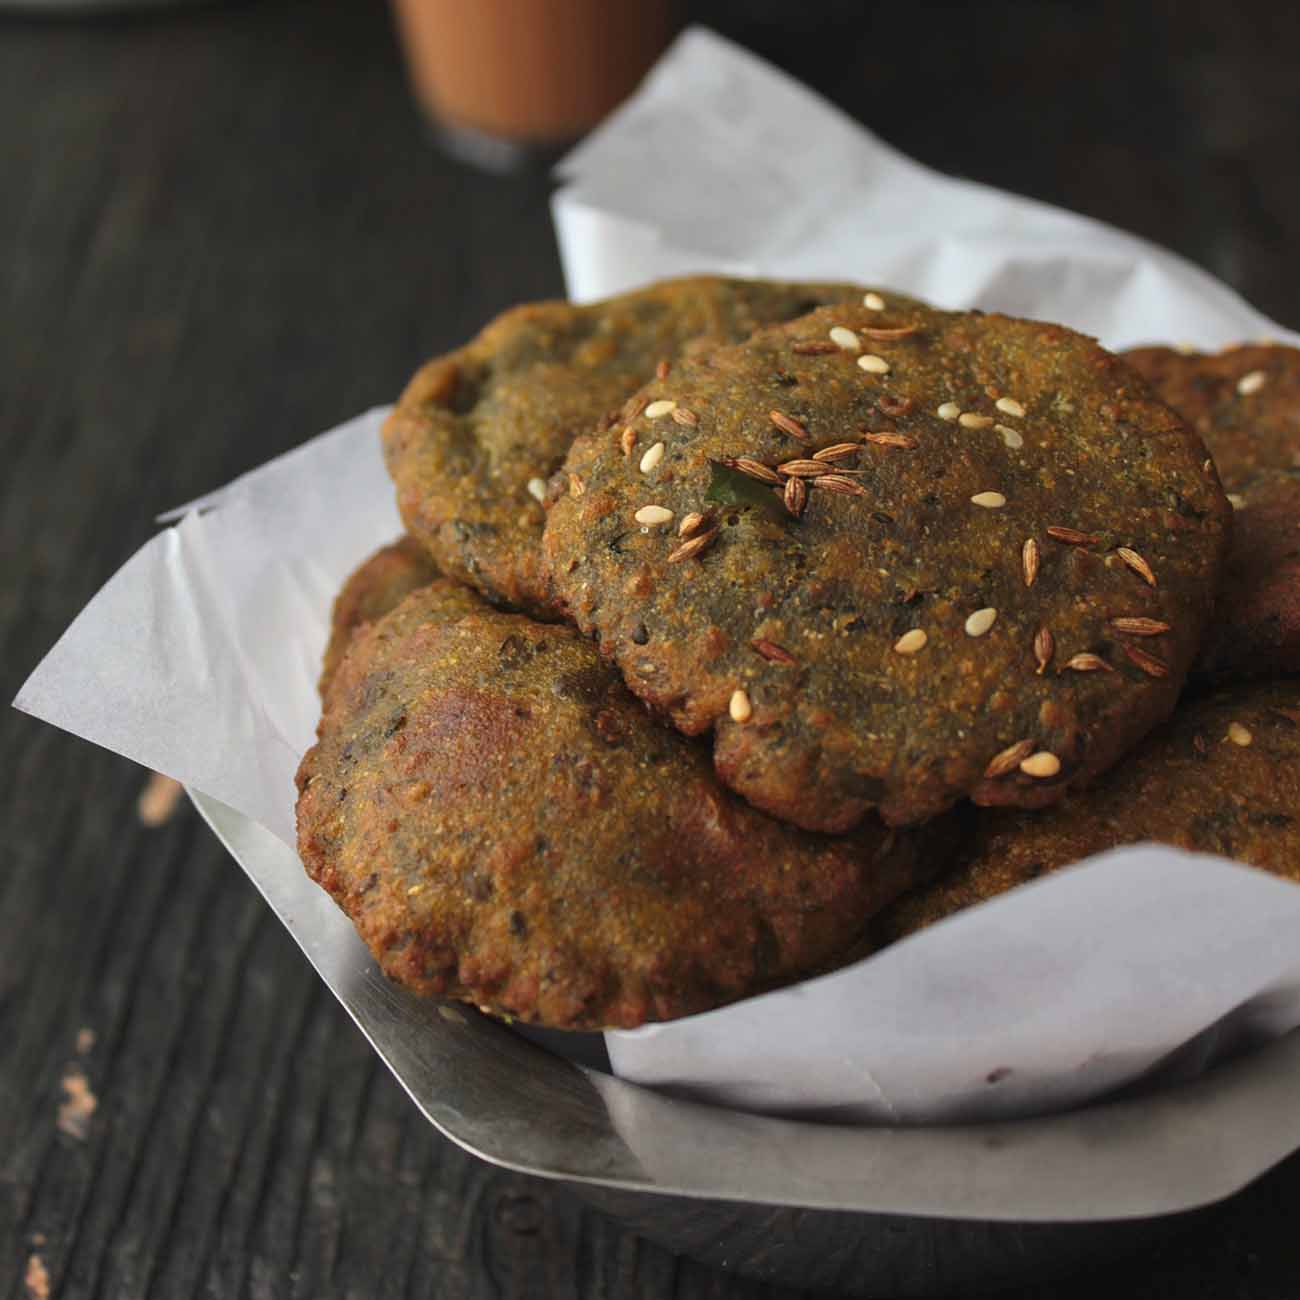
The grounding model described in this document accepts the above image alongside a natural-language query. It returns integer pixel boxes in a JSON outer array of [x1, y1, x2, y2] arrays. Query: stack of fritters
[[297, 276, 1300, 1028], [382, 276, 884, 613], [545, 301, 1227, 829], [300, 571, 957, 1029]]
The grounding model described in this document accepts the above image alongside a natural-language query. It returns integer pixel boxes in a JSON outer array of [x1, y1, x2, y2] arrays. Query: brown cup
[[390, 0, 677, 169]]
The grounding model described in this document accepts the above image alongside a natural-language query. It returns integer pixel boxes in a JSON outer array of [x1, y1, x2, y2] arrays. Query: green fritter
[[872, 680, 1300, 947], [381, 276, 879, 615], [295, 582, 956, 1030], [545, 298, 1231, 831], [1118, 344, 1300, 684], [1192, 469, 1300, 683], [1123, 343, 1300, 490], [318, 536, 442, 698]]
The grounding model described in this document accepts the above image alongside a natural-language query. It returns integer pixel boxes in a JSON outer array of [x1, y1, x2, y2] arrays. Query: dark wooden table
[[3, 1, 1299, 1295]]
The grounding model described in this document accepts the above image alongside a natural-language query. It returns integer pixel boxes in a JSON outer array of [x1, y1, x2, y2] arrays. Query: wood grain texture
[[2, 0, 1298, 1296]]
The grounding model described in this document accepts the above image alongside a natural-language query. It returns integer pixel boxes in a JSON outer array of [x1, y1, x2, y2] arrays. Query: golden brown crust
[[1122, 344, 1300, 490], [545, 300, 1231, 831], [318, 536, 442, 699], [1120, 344, 1300, 683], [381, 277, 872, 615], [1194, 470, 1300, 682], [296, 582, 956, 1029], [873, 681, 1300, 946]]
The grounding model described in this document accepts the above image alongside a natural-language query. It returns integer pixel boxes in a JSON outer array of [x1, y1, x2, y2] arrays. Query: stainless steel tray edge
[[191, 789, 1300, 1224]]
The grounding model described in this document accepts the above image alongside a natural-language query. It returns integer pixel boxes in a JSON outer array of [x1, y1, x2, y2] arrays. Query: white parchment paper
[[15, 27, 1300, 1124], [554, 28, 1300, 354]]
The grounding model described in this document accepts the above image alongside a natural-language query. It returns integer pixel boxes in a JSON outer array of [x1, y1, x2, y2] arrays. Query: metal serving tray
[[192, 790, 1300, 1294]]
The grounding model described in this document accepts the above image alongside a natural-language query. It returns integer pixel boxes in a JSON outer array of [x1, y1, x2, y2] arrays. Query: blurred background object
[[390, 0, 678, 171]]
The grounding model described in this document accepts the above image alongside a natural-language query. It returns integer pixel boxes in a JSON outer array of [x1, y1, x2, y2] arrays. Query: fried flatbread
[[546, 299, 1230, 830], [318, 535, 441, 697], [297, 580, 955, 1029], [382, 276, 873, 614], [874, 681, 1300, 946]]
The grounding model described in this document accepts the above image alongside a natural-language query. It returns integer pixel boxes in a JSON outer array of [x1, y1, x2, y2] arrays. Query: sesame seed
[[1227, 721, 1253, 747], [1228, 493, 1246, 509], [672, 407, 698, 427], [985, 738, 1035, 779], [527, 477, 547, 502], [783, 476, 807, 516], [407, 883, 424, 896], [678, 511, 706, 538], [620, 425, 637, 457], [770, 409, 812, 443], [812, 474, 868, 496], [894, 628, 928, 654], [971, 491, 1007, 509], [863, 292, 886, 311], [829, 325, 860, 351], [858, 353, 890, 374], [959, 413, 994, 429], [1117, 547, 1157, 586], [730, 457, 782, 484], [1034, 626, 1054, 674], [667, 528, 717, 563], [1174, 341, 1199, 355], [644, 399, 677, 419], [635, 505, 673, 526], [813, 443, 861, 462], [864, 432, 917, 449], [779, 459, 834, 477], [1111, 617, 1170, 636], [1237, 370, 1267, 395], [995, 397, 1026, 418], [1022, 538, 1039, 587], [965, 607, 998, 637], [729, 689, 753, 723], [1065, 653, 1113, 673], [568, 473, 585, 498], [639, 441, 666, 473], [997, 424, 1024, 449], [937, 402, 961, 421], [1019, 751, 1061, 778]]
